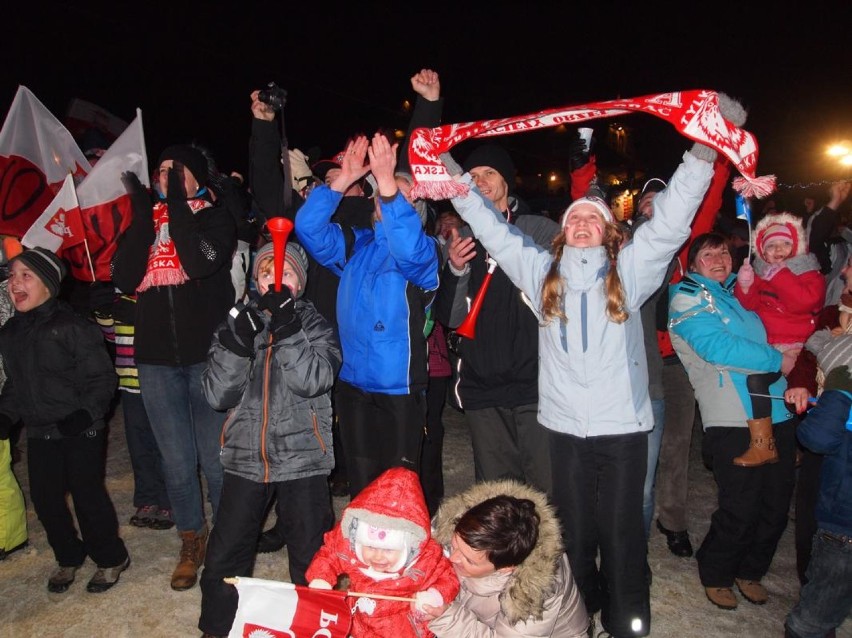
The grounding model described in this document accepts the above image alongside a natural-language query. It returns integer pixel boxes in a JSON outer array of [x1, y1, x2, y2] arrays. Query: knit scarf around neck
[[136, 198, 211, 292]]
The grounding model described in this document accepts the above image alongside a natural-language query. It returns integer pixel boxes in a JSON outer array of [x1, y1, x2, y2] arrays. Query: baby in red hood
[[306, 467, 459, 637]]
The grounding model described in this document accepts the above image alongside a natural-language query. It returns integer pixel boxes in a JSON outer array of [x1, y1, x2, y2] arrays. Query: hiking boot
[[129, 505, 157, 527], [656, 520, 694, 557], [149, 508, 175, 531], [48, 564, 80, 593], [0, 540, 28, 560], [733, 417, 778, 467], [171, 526, 208, 591], [256, 526, 286, 553], [735, 578, 768, 604], [86, 555, 130, 593], [705, 586, 738, 610]]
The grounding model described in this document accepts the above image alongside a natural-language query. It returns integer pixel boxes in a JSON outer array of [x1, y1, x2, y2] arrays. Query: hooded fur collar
[[432, 480, 563, 625]]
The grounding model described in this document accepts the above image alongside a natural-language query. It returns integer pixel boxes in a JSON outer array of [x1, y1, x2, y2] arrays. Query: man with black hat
[[436, 144, 557, 494], [113, 144, 236, 591], [0, 247, 129, 593]]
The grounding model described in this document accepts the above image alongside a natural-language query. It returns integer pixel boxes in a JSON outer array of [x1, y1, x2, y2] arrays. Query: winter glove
[[166, 165, 195, 230], [57, 409, 93, 437], [0, 413, 14, 440], [439, 152, 463, 177], [736, 262, 755, 291], [259, 287, 301, 339], [289, 149, 315, 193], [414, 588, 443, 613], [690, 92, 748, 162], [121, 171, 153, 224], [308, 579, 332, 589], [89, 281, 117, 315], [219, 302, 264, 357], [568, 133, 593, 171]]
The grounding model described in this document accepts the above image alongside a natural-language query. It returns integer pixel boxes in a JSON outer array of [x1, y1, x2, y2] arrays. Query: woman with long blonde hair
[[440, 129, 723, 635]]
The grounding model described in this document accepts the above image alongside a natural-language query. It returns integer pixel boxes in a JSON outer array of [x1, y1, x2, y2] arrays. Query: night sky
[[3, 2, 851, 207]]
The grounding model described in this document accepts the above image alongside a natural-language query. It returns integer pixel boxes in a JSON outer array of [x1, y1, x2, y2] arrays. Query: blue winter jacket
[[295, 186, 439, 394], [797, 389, 852, 536], [669, 272, 791, 427]]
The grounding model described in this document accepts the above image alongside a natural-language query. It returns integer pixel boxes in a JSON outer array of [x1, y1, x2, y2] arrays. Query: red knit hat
[[758, 222, 795, 258]]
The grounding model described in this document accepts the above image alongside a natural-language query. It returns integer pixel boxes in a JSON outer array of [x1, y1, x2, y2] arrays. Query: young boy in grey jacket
[[197, 241, 342, 638]]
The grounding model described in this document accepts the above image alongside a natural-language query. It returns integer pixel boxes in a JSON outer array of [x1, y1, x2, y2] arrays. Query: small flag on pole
[[21, 173, 85, 253], [227, 577, 352, 638]]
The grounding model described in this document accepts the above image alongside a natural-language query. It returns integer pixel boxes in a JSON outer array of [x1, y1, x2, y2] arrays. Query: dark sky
[[3, 2, 851, 203]]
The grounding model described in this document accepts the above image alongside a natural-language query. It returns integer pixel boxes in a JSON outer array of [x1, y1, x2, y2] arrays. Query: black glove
[[259, 287, 301, 339], [219, 302, 264, 357], [121, 171, 153, 224], [57, 409, 93, 437], [166, 165, 194, 230], [568, 134, 593, 171], [0, 413, 14, 440], [89, 282, 117, 315]]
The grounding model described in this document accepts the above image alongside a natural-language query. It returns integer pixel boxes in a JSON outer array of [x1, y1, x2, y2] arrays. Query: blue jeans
[[786, 529, 852, 638], [137, 363, 224, 533], [121, 391, 170, 509], [643, 398, 665, 536]]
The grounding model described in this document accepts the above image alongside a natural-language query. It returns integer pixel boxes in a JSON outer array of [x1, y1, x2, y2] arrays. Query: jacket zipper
[[260, 333, 274, 482], [311, 407, 327, 454]]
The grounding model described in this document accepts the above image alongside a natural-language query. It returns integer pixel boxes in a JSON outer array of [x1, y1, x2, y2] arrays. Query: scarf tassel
[[410, 180, 469, 202], [731, 174, 777, 199]]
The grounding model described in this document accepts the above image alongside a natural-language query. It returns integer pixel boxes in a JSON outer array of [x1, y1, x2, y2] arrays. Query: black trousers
[[697, 419, 797, 587], [421, 375, 448, 516], [794, 448, 823, 585], [27, 430, 127, 568], [199, 471, 333, 636], [335, 380, 425, 499], [549, 429, 650, 638]]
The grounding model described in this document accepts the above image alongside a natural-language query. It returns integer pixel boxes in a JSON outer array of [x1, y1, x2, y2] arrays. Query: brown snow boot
[[170, 525, 208, 591], [733, 417, 778, 467]]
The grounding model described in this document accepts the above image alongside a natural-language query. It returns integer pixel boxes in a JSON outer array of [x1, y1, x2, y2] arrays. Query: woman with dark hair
[[668, 232, 799, 611], [424, 480, 589, 637]]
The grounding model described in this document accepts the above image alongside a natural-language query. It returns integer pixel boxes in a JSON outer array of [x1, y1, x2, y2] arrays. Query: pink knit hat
[[758, 223, 795, 257]]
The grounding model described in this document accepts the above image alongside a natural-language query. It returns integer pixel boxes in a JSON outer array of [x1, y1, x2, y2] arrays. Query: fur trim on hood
[[432, 480, 563, 625], [753, 212, 807, 258]]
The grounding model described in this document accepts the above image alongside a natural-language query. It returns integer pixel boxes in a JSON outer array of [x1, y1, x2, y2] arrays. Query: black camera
[[258, 82, 287, 111]]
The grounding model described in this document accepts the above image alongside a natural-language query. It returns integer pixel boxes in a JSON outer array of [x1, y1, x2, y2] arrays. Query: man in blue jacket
[[296, 133, 439, 499]]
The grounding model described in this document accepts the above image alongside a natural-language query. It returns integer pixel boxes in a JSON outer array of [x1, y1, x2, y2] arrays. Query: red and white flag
[[0, 86, 91, 237], [21, 173, 85, 253], [64, 97, 129, 144], [64, 109, 149, 281], [228, 578, 351, 638]]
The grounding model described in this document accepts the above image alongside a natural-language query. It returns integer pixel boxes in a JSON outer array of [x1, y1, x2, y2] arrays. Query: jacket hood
[[433, 480, 564, 625], [340, 468, 430, 561], [753, 212, 807, 258]]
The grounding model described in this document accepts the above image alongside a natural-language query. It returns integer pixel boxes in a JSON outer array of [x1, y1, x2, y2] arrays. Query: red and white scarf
[[136, 198, 211, 292], [408, 89, 774, 201]]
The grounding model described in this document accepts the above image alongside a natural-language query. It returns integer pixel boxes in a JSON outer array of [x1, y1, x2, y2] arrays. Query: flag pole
[[82, 237, 96, 282], [221, 578, 416, 602]]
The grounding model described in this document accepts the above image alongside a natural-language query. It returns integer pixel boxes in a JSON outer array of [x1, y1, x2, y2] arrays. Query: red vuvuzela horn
[[266, 217, 294, 292], [455, 258, 497, 339]]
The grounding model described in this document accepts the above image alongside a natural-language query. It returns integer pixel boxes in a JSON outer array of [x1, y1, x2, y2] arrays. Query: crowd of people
[[0, 68, 850, 638]]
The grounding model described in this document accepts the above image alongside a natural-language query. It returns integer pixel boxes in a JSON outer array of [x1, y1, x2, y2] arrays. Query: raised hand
[[329, 136, 370, 194], [250, 90, 275, 122], [448, 226, 476, 272], [367, 132, 399, 197], [410, 68, 440, 101]]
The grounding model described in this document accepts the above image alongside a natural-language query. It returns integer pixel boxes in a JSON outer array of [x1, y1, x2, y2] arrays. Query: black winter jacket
[[0, 298, 117, 439], [112, 191, 236, 366]]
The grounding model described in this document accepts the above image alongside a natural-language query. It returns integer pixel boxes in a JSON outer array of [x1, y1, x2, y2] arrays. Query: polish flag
[[64, 109, 149, 281], [228, 578, 351, 638], [0, 86, 91, 237], [21, 173, 85, 253]]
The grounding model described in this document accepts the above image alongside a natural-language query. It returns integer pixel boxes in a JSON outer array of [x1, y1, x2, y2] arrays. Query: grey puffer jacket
[[202, 297, 341, 483], [429, 481, 588, 637]]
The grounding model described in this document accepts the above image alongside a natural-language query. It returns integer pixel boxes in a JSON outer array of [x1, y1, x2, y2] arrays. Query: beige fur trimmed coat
[[428, 480, 589, 637]]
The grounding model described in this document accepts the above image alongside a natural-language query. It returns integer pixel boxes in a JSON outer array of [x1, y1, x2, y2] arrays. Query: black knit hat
[[463, 144, 516, 193], [11, 247, 67, 298], [157, 144, 208, 187]]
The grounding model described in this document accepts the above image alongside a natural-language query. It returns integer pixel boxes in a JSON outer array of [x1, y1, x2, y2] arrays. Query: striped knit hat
[[252, 241, 308, 298], [10, 247, 67, 297]]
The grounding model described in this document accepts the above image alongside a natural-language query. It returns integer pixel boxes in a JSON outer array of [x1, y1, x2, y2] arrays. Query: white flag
[[21, 173, 84, 253]]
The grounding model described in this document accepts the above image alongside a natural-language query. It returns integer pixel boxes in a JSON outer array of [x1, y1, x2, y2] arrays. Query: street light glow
[[827, 143, 850, 157]]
